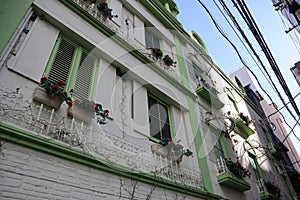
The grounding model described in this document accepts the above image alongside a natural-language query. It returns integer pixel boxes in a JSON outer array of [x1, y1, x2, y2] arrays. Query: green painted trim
[[248, 153, 264, 179], [0, 123, 222, 200], [44, 35, 62, 76], [227, 95, 239, 113], [259, 191, 280, 200], [174, 36, 214, 193], [191, 31, 207, 52], [90, 57, 100, 100], [220, 134, 230, 158], [217, 173, 251, 192], [0, 0, 34, 55], [195, 85, 224, 109], [234, 76, 246, 95], [235, 119, 255, 139], [283, 176, 297, 199], [67, 45, 82, 95], [168, 106, 175, 140]]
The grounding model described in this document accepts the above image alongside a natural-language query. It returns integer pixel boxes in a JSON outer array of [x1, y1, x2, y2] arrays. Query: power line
[[232, 0, 300, 120], [212, 0, 278, 94], [195, 0, 300, 144]]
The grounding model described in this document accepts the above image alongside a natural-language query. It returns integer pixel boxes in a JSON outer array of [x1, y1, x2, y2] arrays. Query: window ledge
[[259, 192, 280, 200], [217, 172, 251, 192], [195, 85, 224, 109], [33, 87, 63, 110], [234, 119, 255, 139], [67, 105, 94, 123]]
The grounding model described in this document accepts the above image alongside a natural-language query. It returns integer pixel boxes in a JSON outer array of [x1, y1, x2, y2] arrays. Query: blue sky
[[174, 1, 300, 157]]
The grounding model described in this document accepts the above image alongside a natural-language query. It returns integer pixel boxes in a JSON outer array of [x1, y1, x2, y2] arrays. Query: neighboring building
[[0, 1, 297, 199], [231, 66, 300, 198], [272, 0, 300, 33], [291, 61, 300, 86]]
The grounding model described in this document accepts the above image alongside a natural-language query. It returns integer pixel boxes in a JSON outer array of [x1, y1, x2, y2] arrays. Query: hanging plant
[[73, 98, 109, 125], [150, 47, 163, 59], [264, 180, 281, 197], [39, 77, 73, 107], [163, 55, 177, 67], [238, 112, 252, 126], [224, 158, 251, 178], [97, 1, 118, 19], [159, 138, 193, 157]]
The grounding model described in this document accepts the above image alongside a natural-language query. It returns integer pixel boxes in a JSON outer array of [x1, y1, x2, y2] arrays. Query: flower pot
[[67, 105, 94, 123], [151, 143, 183, 163], [32, 87, 63, 109]]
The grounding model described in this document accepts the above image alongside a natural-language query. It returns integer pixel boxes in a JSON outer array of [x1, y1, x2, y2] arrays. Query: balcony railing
[[0, 86, 202, 189], [216, 158, 251, 192], [257, 179, 280, 200], [70, 0, 182, 83]]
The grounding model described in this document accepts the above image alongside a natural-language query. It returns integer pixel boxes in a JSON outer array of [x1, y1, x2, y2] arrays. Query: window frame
[[148, 94, 174, 143], [248, 153, 263, 180], [145, 28, 160, 49], [211, 126, 230, 160], [44, 35, 99, 100]]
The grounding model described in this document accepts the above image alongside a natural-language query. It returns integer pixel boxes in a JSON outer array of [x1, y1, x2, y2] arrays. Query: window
[[148, 95, 171, 141], [45, 36, 98, 100], [212, 129, 225, 160], [192, 63, 205, 84], [248, 153, 262, 180], [145, 28, 160, 49]]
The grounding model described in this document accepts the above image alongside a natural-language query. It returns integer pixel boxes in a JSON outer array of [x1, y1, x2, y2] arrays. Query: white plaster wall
[[0, 142, 203, 200]]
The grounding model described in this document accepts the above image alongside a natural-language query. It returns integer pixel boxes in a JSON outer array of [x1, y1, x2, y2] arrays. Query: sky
[[174, 0, 300, 158]]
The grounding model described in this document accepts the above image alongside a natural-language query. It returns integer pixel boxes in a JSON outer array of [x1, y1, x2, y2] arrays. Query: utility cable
[[212, 0, 277, 93], [232, 0, 300, 121], [195, 0, 300, 144]]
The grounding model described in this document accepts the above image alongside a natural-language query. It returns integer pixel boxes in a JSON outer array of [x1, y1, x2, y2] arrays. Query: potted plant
[[224, 158, 251, 179], [68, 98, 109, 124], [33, 77, 73, 109], [97, 1, 118, 19], [163, 55, 177, 67], [151, 138, 193, 163], [150, 47, 163, 60]]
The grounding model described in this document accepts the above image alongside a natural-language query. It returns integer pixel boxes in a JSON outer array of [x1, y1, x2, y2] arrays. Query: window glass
[[249, 154, 261, 179], [145, 29, 160, 49], [148, 95, 171, 141]]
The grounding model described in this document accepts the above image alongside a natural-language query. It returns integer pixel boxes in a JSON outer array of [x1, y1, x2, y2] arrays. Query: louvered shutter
[[48, 38, 76, 86], [73, 51, 97, 100]]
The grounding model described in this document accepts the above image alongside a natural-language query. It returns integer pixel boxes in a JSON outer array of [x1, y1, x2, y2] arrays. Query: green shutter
[[73, 51, 97, 100], [48, 37, 76, 85]]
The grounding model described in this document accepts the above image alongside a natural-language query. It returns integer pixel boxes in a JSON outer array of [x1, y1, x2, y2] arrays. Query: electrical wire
[[195, 0, 300, 144], [212, 0, 277, 94], [232, 0, 300, 120], [282, 117, 300, 144]]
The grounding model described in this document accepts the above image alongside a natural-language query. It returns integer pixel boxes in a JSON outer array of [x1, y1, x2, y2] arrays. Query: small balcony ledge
[[234, 119, 255, 139], [217, 172, 251, 192], [195, 85, 224, 109]]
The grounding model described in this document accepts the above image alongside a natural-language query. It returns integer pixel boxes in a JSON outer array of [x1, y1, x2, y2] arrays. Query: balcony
[[216, 158, 251, 192], [257, 179, 280, 200], [0, 86, 202, 190], [69, 0, 182, 83], [234, 118, 254, 139], [195, 83, 224, 109]]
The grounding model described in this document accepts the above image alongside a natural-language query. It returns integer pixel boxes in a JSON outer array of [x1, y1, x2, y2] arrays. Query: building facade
[[291, 61, 300, 86], [231, 66, 300, 198], [0, 0, 297, 199]]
